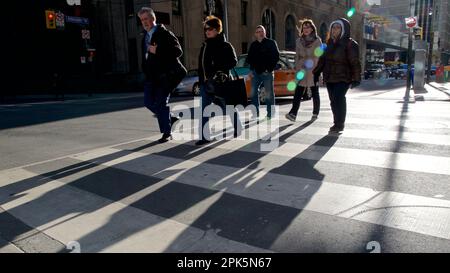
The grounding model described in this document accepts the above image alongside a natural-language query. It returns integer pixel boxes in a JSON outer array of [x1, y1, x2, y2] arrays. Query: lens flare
[[314, 47, 324, 57], [296, 70, 305, 81], [347, 7, 356, 18], [305, 59, 314, 70], [287, 81, 297, 92]]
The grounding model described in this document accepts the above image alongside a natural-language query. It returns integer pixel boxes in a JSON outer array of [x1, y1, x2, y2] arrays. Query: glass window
[[173, 0, 182, 15]]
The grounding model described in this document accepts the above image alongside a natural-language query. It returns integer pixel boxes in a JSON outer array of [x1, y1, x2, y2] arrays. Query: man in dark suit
[[138, 7, 186, 143]]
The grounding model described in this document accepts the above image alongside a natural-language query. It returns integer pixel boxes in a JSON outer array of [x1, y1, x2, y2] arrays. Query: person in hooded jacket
[[313, 18, 361, 133], [286, 19, 322, 122], [196, 16, 241, 146]]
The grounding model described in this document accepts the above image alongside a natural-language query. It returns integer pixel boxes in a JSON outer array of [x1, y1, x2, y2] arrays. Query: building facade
[[5, 0, 364, 94], [124, 0, 364, 72], [368, 0, 450, 66]]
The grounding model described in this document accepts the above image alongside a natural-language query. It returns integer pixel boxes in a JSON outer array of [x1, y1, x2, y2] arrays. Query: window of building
[[173, 0, 182, 15], [241, 1, 248, 26], [242, 42, 248, 54], [285, 15, 296, 51], [128, 38, 138, 72], [125, 0, 134, 18], [204, 0, 224, 19], [262, 9, 276, 40]]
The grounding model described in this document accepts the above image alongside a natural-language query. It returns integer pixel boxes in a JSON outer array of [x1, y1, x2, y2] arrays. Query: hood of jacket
[[329, 18, 351, 41]]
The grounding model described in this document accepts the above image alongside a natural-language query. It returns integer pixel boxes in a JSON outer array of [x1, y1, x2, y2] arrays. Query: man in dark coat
[[138, 7, 186, 143], [246, 25, 280, 120]]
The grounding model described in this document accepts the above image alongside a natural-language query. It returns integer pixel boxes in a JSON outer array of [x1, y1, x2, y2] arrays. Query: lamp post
[[426, 0, 435, 83], [406, 0, 416, 94], [223, 0, 229, 40]]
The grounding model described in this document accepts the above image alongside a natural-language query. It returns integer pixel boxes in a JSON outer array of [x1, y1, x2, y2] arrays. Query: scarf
[[302, 34, 316, 48]]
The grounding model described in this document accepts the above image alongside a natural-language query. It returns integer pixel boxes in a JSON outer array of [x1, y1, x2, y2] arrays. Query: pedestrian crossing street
[[1, 88, 450, 253]]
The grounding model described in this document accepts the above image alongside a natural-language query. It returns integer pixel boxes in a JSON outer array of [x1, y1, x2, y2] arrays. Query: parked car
[[364, 63, 388, 79], [236, 51, 298, 103], [394, 64, 414, 80], [173, 69, 200, 96]]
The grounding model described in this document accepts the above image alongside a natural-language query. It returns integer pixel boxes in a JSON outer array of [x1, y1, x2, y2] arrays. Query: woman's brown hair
[[297, 18, 318, 38], [203, 15, 223, 34]]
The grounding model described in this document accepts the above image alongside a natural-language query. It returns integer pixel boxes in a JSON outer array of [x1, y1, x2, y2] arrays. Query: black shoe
[[329, 124, 344, 133], [158, 133, 172, 143], [171, 116, 180, 126], [195, 139, 211, 146]]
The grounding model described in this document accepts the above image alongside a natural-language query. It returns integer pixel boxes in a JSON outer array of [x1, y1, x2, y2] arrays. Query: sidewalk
[[420, 81, 450, 101], [0, 92, 143, 106]]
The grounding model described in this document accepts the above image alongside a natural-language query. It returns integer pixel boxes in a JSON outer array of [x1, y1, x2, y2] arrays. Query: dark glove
[[350, 81, 360, 89]]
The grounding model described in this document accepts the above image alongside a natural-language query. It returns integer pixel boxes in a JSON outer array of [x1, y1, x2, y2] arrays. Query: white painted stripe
[[0, 173, 271, 253], [0, 136, 154, 174], [3, 141, 450, 246], [112, 128, 450, 176], [282, 126, 450, 146], [283, 115, 450, 130], [78, 150, 450, 241]]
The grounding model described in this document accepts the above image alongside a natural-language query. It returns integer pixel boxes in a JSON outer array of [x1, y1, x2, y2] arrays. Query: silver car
[[173, 69, 200, 96]]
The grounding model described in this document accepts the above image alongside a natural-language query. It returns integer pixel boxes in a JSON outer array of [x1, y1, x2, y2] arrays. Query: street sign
[[66, 16, 89, 26], [81, 29, 90, 40], [67, 0, 81, 6], [405, 16, 417, 28], [56, 11, 65, 29]]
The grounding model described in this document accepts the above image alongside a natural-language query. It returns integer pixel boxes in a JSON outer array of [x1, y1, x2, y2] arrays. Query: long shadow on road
[[0, 95, 195, 131]]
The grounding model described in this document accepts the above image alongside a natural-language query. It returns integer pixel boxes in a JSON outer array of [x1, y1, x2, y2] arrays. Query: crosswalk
[[1, 86, 450, 253]]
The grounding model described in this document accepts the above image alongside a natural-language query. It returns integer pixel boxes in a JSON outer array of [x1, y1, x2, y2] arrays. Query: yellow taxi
[[235, 51, 297, 103]]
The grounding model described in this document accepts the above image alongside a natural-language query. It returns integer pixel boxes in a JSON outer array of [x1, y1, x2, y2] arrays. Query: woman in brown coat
[[313, 18, 361, 133], [286, 19, 322, 122]]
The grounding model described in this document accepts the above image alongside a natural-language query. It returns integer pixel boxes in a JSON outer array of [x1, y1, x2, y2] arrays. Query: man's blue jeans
[[144, 81, 171, 135], [250, 71, 275, 118]]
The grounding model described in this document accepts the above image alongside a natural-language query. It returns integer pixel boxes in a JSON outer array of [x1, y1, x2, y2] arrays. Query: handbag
[[206, 69, 248, 106]]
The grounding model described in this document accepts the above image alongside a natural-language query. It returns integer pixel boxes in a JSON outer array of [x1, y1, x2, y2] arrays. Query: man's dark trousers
[[144, 80, 171, 135]]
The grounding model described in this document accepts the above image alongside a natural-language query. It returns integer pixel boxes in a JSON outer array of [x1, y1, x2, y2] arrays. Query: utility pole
[[406, 0, 416, 94], [426, 0, 435, 83], [223, 0, 229, 40]]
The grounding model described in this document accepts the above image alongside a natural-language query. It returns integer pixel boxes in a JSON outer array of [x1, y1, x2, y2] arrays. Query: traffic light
[[413, 27, 423, 40], [45, 10, 56, 29]]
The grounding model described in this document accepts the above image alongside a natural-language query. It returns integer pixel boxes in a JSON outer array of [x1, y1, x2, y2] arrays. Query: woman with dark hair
[[286, 19, 322, 122], [313, 18, 361, 133], [196, 16, 240, 146]]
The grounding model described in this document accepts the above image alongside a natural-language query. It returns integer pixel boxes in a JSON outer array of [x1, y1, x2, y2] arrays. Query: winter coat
[[296, 36, 322, 87], [198, 33, 238, 84], [246, 38, 280, 74], [141, 24, 184, 84], [313, 18, 361, 84]]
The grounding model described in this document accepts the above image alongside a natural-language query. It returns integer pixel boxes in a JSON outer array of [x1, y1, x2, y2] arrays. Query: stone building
[[4, 0, 363, 93], [103, 0, 364, 73]]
